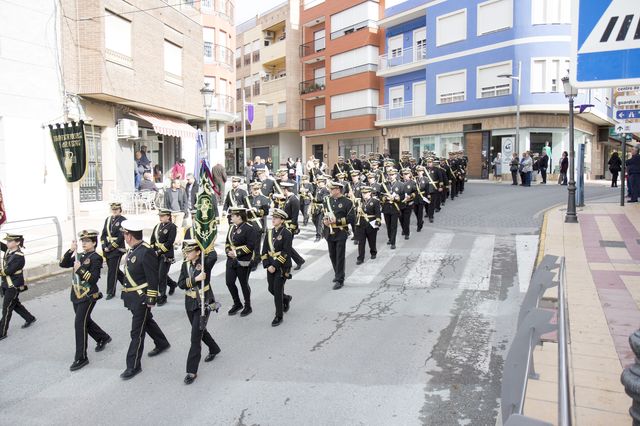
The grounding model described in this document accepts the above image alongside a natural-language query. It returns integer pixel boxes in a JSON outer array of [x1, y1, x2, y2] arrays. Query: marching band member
[[101, 202, 126, 300], [323, 182, 355, 289], [150, 208, 177, 305], [225, 208, 258, 317], [355, 187, 381, 265]]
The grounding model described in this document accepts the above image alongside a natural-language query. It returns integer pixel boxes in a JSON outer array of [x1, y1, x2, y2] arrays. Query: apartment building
[[376, 0, 617, 179], [299, 0, 385, 167], [60, 0, 204, 211], [201, 0, 236, 166], [226, 0, 302, 174]]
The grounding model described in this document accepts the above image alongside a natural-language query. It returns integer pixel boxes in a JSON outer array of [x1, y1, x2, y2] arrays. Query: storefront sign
[[49, 121, 87, 183]]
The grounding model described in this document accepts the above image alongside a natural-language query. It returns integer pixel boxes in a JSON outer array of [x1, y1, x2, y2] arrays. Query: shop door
[[253, 146, 270, 162], [465, 132, 483, 179], [388, 138, 399, 161], [312, 144, 323, 161]]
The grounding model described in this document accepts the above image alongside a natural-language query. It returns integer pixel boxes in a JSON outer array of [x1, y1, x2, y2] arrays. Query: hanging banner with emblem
[[48, 121, 87, 183], [194, 159, 218, 254]]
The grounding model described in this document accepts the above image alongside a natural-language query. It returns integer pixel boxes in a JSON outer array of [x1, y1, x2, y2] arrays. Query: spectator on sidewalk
[[252, 156, 266, 180], [608, 151, 622, 188], [212, 162, 227, 202], [266, 157, 273, 172], [522, 152, 533, 187], [539, 150, 549, 184], [134, 151, 144, 190], [184, 173, 198, 212], [531, 153, 540, 183], [306, 155, 315, 174], [491, 152, 503, 182], [519, 153, 526, 186], [139, 145, 152, 170], [165, 179, 188, 226], [295, 158, 304, 186], [626, 145, 640, 202], [153, 164, 163, 183], [138, 172, 158, 192], [170, 159, 186, 181], [245, 160, 254, 184], [510, 153, 519, 185], [286, 158, 296, 180], [559, 151, 568, 185], [544, 141, 552, 172]]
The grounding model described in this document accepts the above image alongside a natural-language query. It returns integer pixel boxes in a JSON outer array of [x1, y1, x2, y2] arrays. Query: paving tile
[[571, 342, 619, 359], [523, 398, 558, 425], [574, 386, 631, 414], [572, 369, 626, 393], [527, 379, 559, 403], [571, 354, 622, 374], [575, 406, 631, 425]]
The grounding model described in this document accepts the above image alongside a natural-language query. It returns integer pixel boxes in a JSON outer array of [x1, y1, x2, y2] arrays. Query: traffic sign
[[616, 109, 640, 120], [571, 0, 640, 88], [616, 123, 640, 133]]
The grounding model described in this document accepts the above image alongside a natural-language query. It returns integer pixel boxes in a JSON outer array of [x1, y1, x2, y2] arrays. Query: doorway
[[252, 146, 270, 162], [388, 138, 399, 160], [312, 144, 323, 161], [465, 132, 483, 179]]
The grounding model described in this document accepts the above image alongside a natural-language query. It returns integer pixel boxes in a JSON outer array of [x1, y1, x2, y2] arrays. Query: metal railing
[[378, 45, 427, 72], [299, 76, 326, 94], [204, 44, 234, 69], [331, 106, 377, 120], [557, 257, 572, 426], [330, 19, 377, 40], [299, 37, 326, 57], [210, 94, 234, 115], [299, 115, 325, 131], [331, 63, 377, 79], [1, 216, 63, 261], [377, 101, 427, 121]]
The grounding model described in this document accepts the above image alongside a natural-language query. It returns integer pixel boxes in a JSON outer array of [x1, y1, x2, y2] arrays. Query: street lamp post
[[562, 76, 579, 223], [200, 83, 215, 163], [498, 61, 522, 154]]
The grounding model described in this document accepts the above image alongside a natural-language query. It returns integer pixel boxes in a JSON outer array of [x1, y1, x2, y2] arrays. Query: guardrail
[[500, 255, 572, 426], [1, 216, 63, 261]]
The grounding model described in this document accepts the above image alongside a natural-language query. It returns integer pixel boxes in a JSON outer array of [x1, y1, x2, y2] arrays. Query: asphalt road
[[0, 182, 618, 426]]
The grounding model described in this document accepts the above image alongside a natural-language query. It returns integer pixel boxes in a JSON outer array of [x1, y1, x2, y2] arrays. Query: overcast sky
[[235, 0, 287, 26]]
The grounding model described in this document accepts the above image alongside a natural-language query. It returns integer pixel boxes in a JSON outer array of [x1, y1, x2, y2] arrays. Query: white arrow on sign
[[616, 95, 640, 106]]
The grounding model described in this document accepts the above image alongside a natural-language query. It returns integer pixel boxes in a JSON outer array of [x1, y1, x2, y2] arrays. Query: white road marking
[[458, 235, 495, 291], [403, 233, 456, 288], [516, 235, 538, 293]]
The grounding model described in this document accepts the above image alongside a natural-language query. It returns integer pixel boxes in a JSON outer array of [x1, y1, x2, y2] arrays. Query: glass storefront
[[338, 137, 379, 158], [409, 133, 463, 159]]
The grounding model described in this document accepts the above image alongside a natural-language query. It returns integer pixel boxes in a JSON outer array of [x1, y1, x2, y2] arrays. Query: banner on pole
[[246, 104, 254, 125], [194, 160, 218, 254], [48, 121, 87, 183]]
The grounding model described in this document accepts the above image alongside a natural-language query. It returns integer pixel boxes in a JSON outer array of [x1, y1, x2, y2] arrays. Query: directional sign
[[616, 95, 640, 106], [617, 85, 640, 93], [571, 0, 640, 88], [617, 122, 640, 133], [616, 109, 640, 119]]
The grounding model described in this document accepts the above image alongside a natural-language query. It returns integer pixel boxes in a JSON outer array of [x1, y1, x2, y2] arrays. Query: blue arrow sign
[[572, 0, 640, 88], [616, 109, 640, 120]]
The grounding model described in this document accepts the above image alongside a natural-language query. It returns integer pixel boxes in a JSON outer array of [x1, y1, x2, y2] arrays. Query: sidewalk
[[523, 202, 639, 424]]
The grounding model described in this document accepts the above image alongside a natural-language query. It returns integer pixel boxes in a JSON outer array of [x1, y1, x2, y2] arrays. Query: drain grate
[[600, 240, 627, 248]]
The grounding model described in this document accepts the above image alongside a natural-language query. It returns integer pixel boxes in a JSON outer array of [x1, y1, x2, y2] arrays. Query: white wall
[[0, 0, 67, 221]]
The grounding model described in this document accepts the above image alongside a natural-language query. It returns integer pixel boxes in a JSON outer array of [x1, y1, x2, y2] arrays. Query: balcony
[[262, 75, 286, 96], [299, 116, 326, 131], [261, 40, 286, 68], [299, 76, 326, 95], [331, 63, 377, 80], [376, 101, 426, 123], [377, 46, 427, 77], [204, 43, 234, 70], [299, 37, 325, 58], [201, 0, 234, 24], [330, 19, 377, 40], [331, 106, 377, 120], [209, 94, 235, 123]]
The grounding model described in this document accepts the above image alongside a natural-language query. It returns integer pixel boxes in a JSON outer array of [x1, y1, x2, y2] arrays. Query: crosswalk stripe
[[403, 233, 455, 289], [458, 234, 495, 291], [516, 235, 538, 293]]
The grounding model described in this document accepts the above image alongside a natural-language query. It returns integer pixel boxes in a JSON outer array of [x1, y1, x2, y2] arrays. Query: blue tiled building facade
[[376, 0, 616, 179]]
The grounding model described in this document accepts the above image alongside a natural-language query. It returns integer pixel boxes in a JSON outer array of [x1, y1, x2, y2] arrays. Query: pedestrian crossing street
[[169, 222, 539, 294]]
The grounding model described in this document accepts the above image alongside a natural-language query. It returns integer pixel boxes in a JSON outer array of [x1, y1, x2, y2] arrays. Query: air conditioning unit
[[117, 119, 139, 139], [263, 30, 275, 40]]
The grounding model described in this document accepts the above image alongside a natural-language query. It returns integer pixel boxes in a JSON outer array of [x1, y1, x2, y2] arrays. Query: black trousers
[[267, 272, 289, 318], [541, 168, 547, 183], [158, 260, 171, 297], [434, 190, 442, 211], [356, 226, 377, 261], [106, 255, 124, 296], [186, 309, 220, 374], [126, 304, 169, 370], [73, 299, 109, 361], [312, 212, 323, 238], [458, 178, 464, 193], [450, 181, 458, 199], [630, 174, 640, 202], [612, 171, 619, 187], [443, 186, 449, 203], [0, 287, 35, 337], [302, 201, 311, 225], [399, 207, 412, 237], [290, 233, 305, 266], [511, 170, 518, 185], [426, 196, 436, 220], [253, 232, 264, 266], [225, 261, 251, 306], [327, 238, 347, 283], [413, 203, 424, 229], [384, 212, 399, 245]]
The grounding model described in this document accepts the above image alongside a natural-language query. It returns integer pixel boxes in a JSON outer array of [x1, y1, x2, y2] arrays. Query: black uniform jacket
[[121, 241, 160, 308], [150, 221, 177, 261], [225, 222, 258, 266], [380, 180, 405, 214], [177, 252, 216, 311], [323, 195, 355, 241], [0, 242, 25, 289], [284, 194, 301, 234], [356, 197, 381, 228], [101, 215, 126, 259], [59, 249, 103, 303], [261, 225, 293, 275]]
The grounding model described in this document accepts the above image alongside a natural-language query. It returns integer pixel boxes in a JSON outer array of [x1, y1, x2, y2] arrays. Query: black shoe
[[429, 218, 434, 223], [157, 296, 167, 306], [417, 227, 422, 232], [95, 336, 112, 352], [168, 285, 176, 296], [404, 235, 409, 240], [148, 344, 170, 357], [204, 350, 220, 362], [391, 245, 396, 250], [356, 259, 364, 265], [240, 306, 253, 317], [350, 237, 355, 241], [386, 241, 391, 245], [184, 373, 197, 385], [106, 294, 114, 300], [251, 265, 257, 272], [371, 254, 377, 259], [435, 208, 441, 212], [271, 316, 283, 327], [284, 295, 292, 313], [332, 278, 338, 283], [228, 304, 243, 315], [314, 236, 321, 242], [294, 260, 305, 270], [70, 358, 89, 371], [332, 282, 344, 290], [353, 240, 359, 245], [120, 367, 142, 380], [22, 318, 36, 329], [0, 335, 6, 341]]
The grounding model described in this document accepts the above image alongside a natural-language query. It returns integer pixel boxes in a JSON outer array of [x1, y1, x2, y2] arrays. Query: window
[[389, 86, 404, 108], [235, 47, 241, 68], [105, 10, 131, 58], [265, 104, 273, 128], [330, 89, 379, 119], [330, 1, 379, 39], [477, 61, 512, 98], [388, 35, 403, 58], [330, 45, 378, 79], [252, 73, 260, 96], [436, 70, 466, 104], [414, 28, 427, 61], [80, 125, 103, 202], [530, 57, 570, 93], [203, 28, 215, 62], [243, 77, 251, 98], [532, 0, 571, 25], [278, 102, 286, 127], [164, 40, 182, 79], [436, 9, 466, 46], [477, 0, 513, 35], [201, 0, 212, 11], [252, 40, 260, 62], [236, 79, 242, 100], [244, 43, 251, 65]]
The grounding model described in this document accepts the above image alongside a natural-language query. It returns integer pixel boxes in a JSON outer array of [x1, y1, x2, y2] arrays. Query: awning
[[130, 110, 198, 139]]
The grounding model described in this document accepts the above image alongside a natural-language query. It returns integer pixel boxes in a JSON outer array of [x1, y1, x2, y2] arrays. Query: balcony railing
[[204, 44, 234, 69], [299, 76, 326, 95], [202, 0, 234, 24], [331, 63, 377, 79], [299, 116, 326, 131], [299, 37, 326, 57], [377, 101, 427, 121], [330, 19, 377, 40], [331, 106, 377, 120], [210, 94, 234, 115], [378, 45, 427, 72]]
